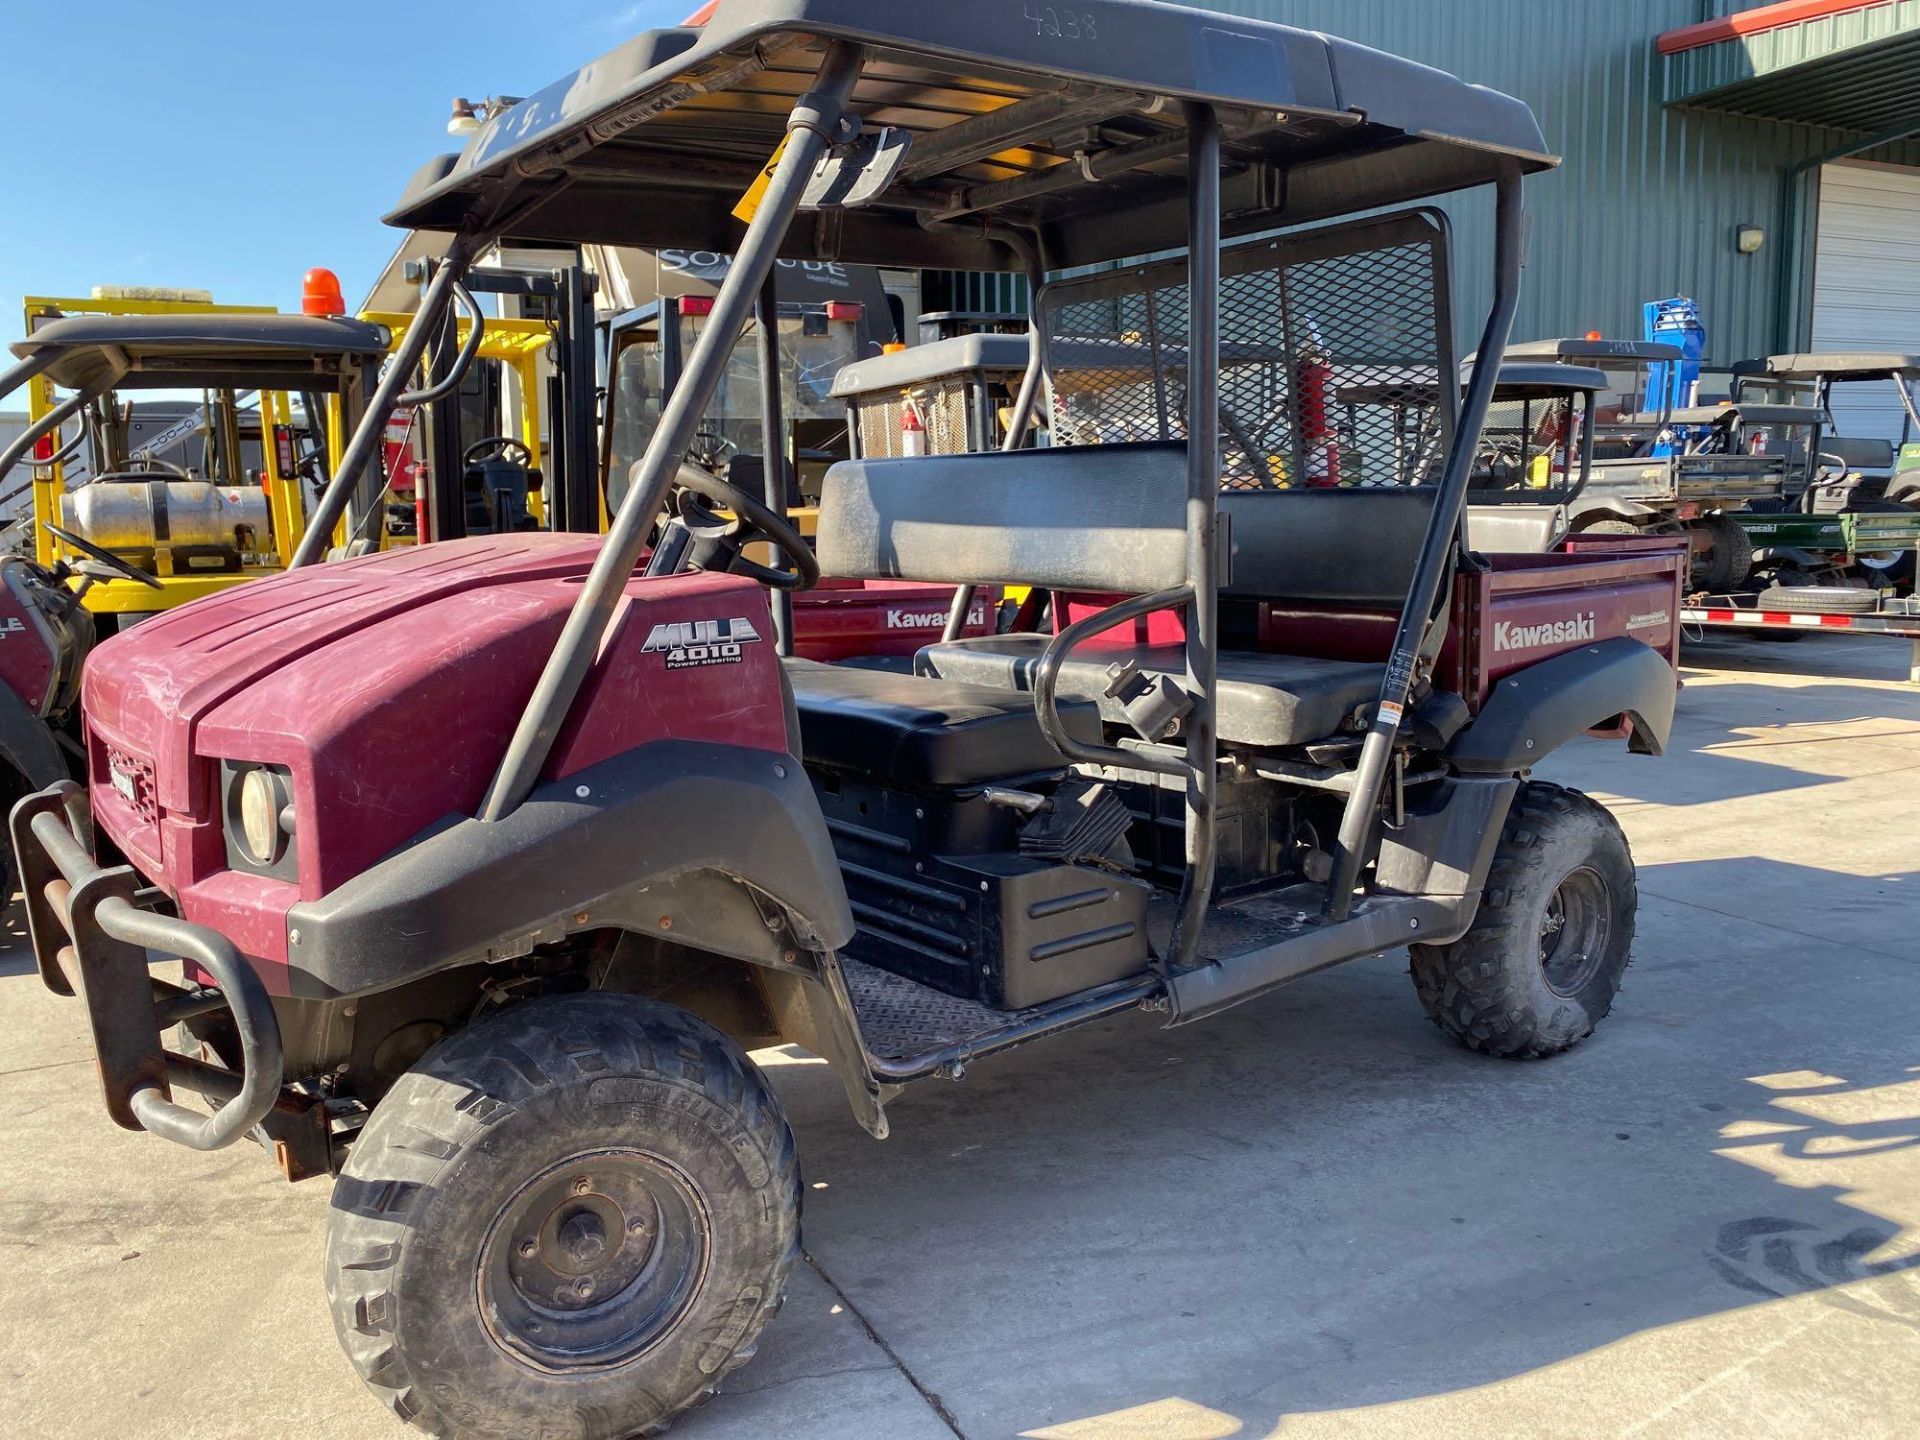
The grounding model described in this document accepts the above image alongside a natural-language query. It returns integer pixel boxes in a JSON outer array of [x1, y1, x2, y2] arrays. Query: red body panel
[[0, 558, 61, 714], [1059, 535, 1686, 711], [790, 579, 994, 661], [1054, 595, 1187, 648], [81, 536, 789, 987]]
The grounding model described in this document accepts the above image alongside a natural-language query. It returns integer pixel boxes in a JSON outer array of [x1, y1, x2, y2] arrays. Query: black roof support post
[[1166, 101, 1222, 983], [479, 40, 868, 822], [561, 260, 600, 533], [1322, 162, 1527, 922], [424, 300, 468, 544], [756, 266, 794, 654], [940, 236, 1047, 645]]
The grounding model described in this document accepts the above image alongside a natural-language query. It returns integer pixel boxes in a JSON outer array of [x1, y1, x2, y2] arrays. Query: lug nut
[[518, 1238, 538, 1258], [572, 1177, 593, 1195], [574, 1278, 595, 1299], [628, 1216, 648, 1234]]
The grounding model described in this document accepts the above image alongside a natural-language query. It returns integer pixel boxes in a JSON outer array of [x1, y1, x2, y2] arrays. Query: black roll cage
[[299, 16, 1540, 1000]]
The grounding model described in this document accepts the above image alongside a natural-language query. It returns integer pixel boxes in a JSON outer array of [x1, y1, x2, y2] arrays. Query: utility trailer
[[13, 6, 1679, 1435], [1681, 593, 1920, 685]]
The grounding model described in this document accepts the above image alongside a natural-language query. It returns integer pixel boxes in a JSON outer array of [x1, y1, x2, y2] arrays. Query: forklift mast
[[412, 259, 600, 542]]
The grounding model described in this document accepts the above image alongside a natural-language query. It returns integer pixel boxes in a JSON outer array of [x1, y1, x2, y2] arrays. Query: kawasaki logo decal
[[0, 617, 24, 638], [886, 605, 986, 630], [1494, 612, 1595, 653], [642, 616, 763, 669]]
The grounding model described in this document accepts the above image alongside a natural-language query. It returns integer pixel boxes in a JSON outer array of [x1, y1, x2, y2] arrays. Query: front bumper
[[9, 781, 318, 1166]]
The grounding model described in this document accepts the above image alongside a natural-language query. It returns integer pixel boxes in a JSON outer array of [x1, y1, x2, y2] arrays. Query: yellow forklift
[[0, 281, 388, 892], [358, 260, 603, 549], [5, 281, 387, 617]]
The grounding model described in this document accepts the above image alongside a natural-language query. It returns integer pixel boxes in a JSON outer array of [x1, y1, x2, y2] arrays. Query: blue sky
[[0, 2, 692, 320]]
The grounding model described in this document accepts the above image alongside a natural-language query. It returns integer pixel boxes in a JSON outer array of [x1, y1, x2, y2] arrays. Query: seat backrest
[[815, 441, 1455, 607], [815, 440, 1190, 594], [1464, 502, 1567, 555], [1822, 435, 1896, 472], [1219, 487, 1437, 606]]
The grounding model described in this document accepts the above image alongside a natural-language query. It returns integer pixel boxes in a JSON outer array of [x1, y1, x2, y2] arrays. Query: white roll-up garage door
[[1811, 161, 1920, 446]]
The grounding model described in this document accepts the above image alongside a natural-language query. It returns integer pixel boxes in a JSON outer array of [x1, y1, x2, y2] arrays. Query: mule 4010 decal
[[641, 616, 765, 669]]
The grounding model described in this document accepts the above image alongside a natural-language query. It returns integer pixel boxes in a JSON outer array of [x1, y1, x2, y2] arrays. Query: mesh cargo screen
[[1038, 210, 1456, 490], [851, 375, 973, 458]]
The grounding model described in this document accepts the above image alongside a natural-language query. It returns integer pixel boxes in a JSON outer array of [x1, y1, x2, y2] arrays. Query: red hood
[[86, 534, 604, 817], [84, 534, 788, 909]]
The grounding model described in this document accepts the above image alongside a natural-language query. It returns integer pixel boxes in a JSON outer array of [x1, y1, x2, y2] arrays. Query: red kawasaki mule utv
[[13, 4, 1680, 1435]]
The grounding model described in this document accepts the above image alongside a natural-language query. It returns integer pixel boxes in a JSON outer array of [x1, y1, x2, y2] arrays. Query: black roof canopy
[[1732, 352, 1920, 382], [1502, 338, 1681, 365], [387, 0, 1554, 272], [12, 313, 390, 393]]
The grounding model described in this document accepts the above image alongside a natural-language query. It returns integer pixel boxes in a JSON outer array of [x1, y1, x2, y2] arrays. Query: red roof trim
[[1658, 0, 1892, 55], [683, 1, 720, 25]]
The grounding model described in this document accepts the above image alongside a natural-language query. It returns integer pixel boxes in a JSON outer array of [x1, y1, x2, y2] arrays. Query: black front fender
[[0, 680, 69, 794], [1448, 638, 1676, 773], [285, 740, 854, 998]]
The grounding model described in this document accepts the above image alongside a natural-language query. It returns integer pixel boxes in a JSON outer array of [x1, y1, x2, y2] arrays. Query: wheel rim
[[479, 1147, 711, 1374], [1540, 865, 1611, 997]]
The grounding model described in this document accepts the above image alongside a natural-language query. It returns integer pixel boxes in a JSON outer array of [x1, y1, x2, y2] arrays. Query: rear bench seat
[[794, 442, 1441, 778], [914, 636, 1382, 747]]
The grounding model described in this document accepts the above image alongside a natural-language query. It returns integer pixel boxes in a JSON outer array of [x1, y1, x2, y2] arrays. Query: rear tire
[[1693, 514, 1754, 592], [325, 991, 800, 1439], [1409, 782, 1635, 1059]]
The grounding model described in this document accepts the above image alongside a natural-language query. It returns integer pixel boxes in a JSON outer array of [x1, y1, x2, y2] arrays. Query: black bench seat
[[917, 634, 1385, 748], [784, 658, 1100, 787]]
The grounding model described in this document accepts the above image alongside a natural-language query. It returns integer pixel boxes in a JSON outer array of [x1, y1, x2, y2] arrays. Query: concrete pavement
[[4, 631, 1919, 1439]]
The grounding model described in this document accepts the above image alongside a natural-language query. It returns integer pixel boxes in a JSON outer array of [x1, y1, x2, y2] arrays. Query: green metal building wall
[[930, 0, 1919, 367]]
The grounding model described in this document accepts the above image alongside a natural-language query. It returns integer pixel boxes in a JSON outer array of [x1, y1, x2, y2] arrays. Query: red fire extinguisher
[[900, 399, 927, 457], [1295, 341, 1340, 487]]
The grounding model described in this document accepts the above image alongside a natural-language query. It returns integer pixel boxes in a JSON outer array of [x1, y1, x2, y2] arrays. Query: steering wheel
[[463, 436, 533, 468], [686, 424, 739, 473], [44, 523, 163, 589], [665, 463, 819, 591]]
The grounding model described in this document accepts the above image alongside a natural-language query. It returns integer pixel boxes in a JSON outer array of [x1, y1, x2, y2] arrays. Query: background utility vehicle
[[0, 301, 386, 892], [1730, 351, 1920, 515], [1495, 336, 1798, 590], [1724, 352, 1920, 593], [13, 5, 1679, 1436]]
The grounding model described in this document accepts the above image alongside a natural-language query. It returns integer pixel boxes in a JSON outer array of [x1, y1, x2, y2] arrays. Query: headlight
[[223, 762, 294, 872], [239, 770, 284, 863]]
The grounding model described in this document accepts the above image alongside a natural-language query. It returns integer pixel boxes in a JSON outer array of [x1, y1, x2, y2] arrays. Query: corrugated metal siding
[[929, 1, 1920, 364], [1189, 0, 1920, 362], [1665, 0, 1920, 132]]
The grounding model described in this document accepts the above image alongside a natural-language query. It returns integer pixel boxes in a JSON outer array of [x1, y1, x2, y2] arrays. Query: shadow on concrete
[[0, 899, 35, 977], [729, 857, 1920, 1438], [1681, 631, 1918, 691], [1634, 857, 1914, 968], [1551, 661, 1920, 809]]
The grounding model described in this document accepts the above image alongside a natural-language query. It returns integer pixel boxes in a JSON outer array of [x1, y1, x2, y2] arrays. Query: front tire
[[325, 991, 800, 1439], [1409, 782, 1636, 1059]]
